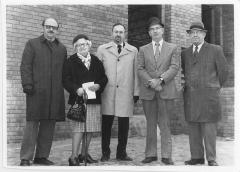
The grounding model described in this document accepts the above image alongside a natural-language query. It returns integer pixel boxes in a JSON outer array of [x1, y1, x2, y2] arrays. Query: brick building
[[5, 4, 234, 143]]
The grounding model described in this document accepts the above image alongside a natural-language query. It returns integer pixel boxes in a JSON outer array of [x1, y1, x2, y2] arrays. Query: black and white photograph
[[0, 0, 239, 171]]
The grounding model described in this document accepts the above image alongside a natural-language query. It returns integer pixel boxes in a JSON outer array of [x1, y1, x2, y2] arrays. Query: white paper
[[82, 82, 96, 99]]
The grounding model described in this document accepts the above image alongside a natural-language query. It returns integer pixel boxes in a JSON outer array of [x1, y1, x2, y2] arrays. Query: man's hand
[[23, 84, 35, 95], [88, 84, 100, 92], [154, 84, 163, 92], [133, 96, 139, 103], [148, 78, 161, 89]]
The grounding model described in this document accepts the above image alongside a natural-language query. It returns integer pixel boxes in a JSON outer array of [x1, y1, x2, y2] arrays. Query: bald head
[[42, 18, 59, 41], [42, 18, 59, 28]]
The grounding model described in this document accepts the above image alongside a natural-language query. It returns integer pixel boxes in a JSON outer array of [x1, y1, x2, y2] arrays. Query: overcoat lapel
[[196, 42, 208, 63], [106, 42, 118, 57], [119, 43, 133, 57]]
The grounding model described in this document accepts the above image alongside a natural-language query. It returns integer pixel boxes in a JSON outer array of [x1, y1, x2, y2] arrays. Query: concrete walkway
[[7, 134, 234, 167]]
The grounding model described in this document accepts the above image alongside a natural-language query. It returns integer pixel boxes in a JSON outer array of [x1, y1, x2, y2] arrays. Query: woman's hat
[[72, 34, 89, 45]]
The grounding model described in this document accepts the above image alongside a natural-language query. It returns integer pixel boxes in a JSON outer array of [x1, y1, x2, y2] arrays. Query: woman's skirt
[[70, 104, 101, 132]]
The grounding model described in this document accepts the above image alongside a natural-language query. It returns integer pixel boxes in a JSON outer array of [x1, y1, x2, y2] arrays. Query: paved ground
[[7, 134, 234, 167]]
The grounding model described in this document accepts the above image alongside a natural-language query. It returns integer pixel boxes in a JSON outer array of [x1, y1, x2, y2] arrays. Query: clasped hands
[[146, 78, 163, 92], [76, 84, 100, 96]]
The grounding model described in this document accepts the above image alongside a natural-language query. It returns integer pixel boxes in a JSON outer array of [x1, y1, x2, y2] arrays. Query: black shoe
[[80, 154, 98, 163], [20, 159, 30, 166], [116, 154, 133, 161], [141, 157, 158, 163], [78, 154, 84, 163], [185, 158, 205, 165], [208, 160, 218, 166], [68, 157, 80, 166], [33, 158, 54, 165], [161, 158, 174, 165], [100, 154, 110, 162]]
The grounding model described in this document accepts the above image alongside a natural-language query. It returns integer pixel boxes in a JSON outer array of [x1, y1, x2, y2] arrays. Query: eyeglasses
[[75, 43, 89, 48], [189, 30, 204, 35], [149, 27, 162, 32], [44, 25, 58, 30]]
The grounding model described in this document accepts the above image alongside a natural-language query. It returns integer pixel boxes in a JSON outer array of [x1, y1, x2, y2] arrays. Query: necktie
[[193, 45, 198, 58], [155, 43, 160, 61], [117, 44, 122, 54]]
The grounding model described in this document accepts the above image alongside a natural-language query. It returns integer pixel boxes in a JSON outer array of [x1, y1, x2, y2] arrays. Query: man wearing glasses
[[182, 21, 228, 166], [20, 18, 67, 166], [138, 17, 180, 165]]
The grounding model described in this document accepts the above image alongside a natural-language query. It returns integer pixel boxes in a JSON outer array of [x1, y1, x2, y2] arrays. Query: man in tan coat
[[97, 23, 139, 161], [138, 17, 180, 165]]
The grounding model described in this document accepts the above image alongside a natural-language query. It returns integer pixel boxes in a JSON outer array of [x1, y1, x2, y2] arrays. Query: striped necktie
[[155, 43, 160, 61]]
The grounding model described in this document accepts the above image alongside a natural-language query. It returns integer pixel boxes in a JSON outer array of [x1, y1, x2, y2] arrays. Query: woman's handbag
[[67, 97, 86, 122]]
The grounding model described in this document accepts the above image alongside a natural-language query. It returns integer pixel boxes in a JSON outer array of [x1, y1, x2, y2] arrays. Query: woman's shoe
[[79, 154, 98, 163], [68, 157, 80, 166], [86, 154, 98, 163], [78, 154, 84, 163]]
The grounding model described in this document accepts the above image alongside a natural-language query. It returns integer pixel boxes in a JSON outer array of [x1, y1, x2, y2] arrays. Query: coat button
[[116, 85, 119, 88], [117, 59, 120, 62]]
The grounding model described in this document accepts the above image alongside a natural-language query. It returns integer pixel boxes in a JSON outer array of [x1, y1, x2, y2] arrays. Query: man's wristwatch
[[159, 77, 165, 86]]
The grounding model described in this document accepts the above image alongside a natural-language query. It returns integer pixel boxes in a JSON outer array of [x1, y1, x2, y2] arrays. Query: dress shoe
[[208, 160, 218, 166], [68, 157, 80, 166], [33, 158, 54, 165], [185, 158, 205, 165], [161, 158, 174, 165], [100, 154, 110, 162], [79, 154, 98, 163], [20, 159, 30, 166], [141, 157, 158, 163], [116, 154, 133, 161], [78, 154, 84, 163]]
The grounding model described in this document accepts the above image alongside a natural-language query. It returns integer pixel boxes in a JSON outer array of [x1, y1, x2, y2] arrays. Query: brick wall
[[6, 4, 234, 143], [222, 5, 234, 87], [6, 5, 128, 143]]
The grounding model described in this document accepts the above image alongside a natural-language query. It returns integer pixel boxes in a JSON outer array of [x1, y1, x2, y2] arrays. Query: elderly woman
[[62, 34, 108, 166]]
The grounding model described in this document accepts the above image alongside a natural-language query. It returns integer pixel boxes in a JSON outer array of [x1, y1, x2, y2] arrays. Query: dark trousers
[[101, 115, 129, 157], [20, 120, 56, 160], [188, 122, 217, 161]]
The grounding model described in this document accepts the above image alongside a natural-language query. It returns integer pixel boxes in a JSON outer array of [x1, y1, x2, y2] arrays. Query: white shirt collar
[[152, 39, 163, 54], [113, 42, 124, 48], [193, 41, 204, 52]]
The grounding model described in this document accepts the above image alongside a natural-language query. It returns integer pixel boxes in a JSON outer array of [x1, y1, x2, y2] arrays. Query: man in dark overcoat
[[181, 21, 229, 166], [19, 18, 67, 166]]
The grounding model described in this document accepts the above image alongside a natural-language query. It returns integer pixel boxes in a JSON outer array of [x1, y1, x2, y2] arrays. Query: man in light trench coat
[[182, 21, 229, 166], [19, 18, 67, 166], [96, 23, 139, 162]]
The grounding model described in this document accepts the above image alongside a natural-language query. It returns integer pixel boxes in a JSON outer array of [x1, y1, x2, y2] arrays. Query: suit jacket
[[62, 53, 108, 105], [181, 42, 229, 122], [96, 42, 139, 117], [138, 40, 180, 100]]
